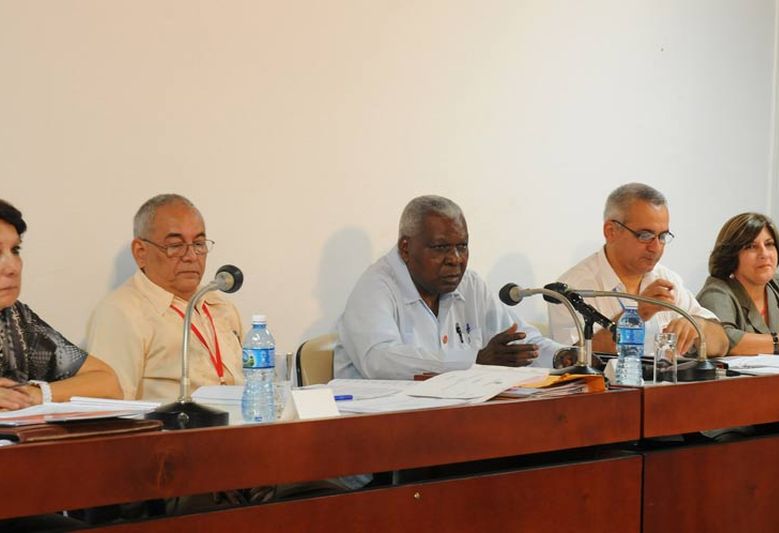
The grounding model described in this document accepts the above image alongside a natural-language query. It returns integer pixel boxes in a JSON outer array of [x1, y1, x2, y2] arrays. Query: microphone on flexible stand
[[548, 284, 716, 381], [544, 282, 616, 372], [147, 264, 245, 430], [499, 283, 599, 375], [543, 283, 616, 339]]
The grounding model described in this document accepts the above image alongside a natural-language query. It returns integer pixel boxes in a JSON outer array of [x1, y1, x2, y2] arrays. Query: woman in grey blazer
[[698, 212, 779, 355]]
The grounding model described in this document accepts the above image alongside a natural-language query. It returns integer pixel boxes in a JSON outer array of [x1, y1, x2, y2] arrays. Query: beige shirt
[[86, 271, 245, 401]]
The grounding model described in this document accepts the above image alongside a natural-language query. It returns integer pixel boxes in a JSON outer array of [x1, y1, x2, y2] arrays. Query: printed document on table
[[406, 365, 549, 402], [194, 380, 417, 406], [718, 355, 779, 374], [324, 379, 415, 400], [335, 395, 466, 414], [193, 385, 243, 404], [0, 399, 159, 426]]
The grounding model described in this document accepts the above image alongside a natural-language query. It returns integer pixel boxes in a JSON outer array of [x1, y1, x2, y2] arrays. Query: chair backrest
[[295, 333, 337, 386]]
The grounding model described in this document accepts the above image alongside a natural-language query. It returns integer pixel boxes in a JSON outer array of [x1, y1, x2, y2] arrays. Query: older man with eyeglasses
[[548, 183, 728, 357], [86, 194, 244, 401]]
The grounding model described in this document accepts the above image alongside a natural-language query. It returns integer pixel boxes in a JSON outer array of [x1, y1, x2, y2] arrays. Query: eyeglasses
[[611, 220, 674, 245], [140, 238, 214, 258]]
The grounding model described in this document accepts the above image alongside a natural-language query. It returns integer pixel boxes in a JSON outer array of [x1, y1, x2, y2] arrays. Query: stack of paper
[[0, 397, 160, 427], [192, 385, 243, 404], [336, 366, 549, 414], [406, 365, 549, 403], [718, 355, 779, 375], [499, 373, 606, 398]]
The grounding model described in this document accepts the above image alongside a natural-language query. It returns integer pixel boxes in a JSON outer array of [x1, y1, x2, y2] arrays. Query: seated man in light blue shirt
[[334, 195, 567, 379]]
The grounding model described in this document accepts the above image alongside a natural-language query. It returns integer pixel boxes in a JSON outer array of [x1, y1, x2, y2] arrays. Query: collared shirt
[[334, 247, 564, 380], [86, 270, 244, 401], [548, 247, 716, 354], [697, 276, 779, 351]]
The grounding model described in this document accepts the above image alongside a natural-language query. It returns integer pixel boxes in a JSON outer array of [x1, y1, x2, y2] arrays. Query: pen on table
[[334, 395, 353, 401]]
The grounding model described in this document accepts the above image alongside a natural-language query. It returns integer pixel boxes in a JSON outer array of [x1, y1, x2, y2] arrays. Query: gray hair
[[398, 195, 464, 239], [603, 182, 667, 221], [133, 194, 200, 238]]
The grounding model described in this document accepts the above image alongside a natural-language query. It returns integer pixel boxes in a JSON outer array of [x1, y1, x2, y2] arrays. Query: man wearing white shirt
[[548, 183, 728, 356], [334, 195, 567, 380]]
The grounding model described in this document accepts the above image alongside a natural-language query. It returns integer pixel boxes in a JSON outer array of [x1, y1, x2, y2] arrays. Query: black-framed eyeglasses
[[140, 238, 215, 258], [611, 220, 674, 245]]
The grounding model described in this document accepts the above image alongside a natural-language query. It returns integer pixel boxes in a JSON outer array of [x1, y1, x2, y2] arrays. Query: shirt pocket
[[466, 327, 484, 348]]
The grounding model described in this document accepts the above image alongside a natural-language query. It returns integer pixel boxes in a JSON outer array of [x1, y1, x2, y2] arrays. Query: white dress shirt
[[547, 247, 716, 354], [334, 247, 564, 379]]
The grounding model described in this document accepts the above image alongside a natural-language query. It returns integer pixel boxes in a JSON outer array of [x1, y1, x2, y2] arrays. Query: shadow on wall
[[298, 227, 373, 346], [485, 253, 542, 324], [111, 245, 136, 291], [77, 245, 136, 348]]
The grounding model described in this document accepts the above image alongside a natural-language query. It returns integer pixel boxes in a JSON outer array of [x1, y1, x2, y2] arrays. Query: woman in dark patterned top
[[0, 200, 121, 409]]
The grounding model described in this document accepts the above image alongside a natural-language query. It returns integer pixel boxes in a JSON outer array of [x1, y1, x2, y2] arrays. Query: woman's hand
[[0, 377, 35, 410]]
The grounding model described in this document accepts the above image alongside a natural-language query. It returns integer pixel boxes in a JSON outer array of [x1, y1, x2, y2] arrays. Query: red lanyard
[[170, 302, 226, 384]]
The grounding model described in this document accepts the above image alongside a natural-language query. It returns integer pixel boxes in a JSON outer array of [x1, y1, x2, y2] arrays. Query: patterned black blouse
[[0, 301, 87, 382]]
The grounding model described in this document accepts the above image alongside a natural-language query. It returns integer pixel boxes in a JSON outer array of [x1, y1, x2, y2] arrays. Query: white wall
[[0, 1, 776, 354]]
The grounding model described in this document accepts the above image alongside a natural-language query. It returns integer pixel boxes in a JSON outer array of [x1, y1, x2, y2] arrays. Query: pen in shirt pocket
[[455, 323, 464, 344]]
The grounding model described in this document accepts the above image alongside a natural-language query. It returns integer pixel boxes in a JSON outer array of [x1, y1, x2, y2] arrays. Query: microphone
[[214, 264, 244, 293], [499, 283, 530, 305], [147, 265, 245, 430], [543, 282, 615, 336], [498, 283, 598, 374], [541, 282, 574, 304], [569, 288, 715, 381]]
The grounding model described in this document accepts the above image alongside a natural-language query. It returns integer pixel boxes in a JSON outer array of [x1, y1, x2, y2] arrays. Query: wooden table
[[1, 390, 642, 531], [641, 374, 779, 533]]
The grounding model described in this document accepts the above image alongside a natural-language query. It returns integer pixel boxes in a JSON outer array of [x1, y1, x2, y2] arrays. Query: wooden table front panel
[[643, 435, 779, 533], [642, 374, 779, 438], [97, 455, 641, 533], [0, 390, 640, 519]]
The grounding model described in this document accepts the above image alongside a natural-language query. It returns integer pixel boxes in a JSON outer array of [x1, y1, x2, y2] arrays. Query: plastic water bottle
[[615, 306, 644, 386], [241, 315, 276, 422]]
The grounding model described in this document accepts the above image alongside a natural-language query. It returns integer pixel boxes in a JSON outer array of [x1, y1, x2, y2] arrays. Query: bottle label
[[618, 328, 645, 345], [242, 347, 274, 369]]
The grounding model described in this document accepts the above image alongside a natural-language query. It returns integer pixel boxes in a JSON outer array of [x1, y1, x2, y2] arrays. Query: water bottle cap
[[251, 314, 267, 324]]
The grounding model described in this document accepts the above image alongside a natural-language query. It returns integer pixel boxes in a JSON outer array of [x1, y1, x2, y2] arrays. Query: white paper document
[[719, 355, 779, 374], [69, 397, 160, 411], [0, 398, 159, 420], [192, 385, 243, 404], [335, 395, 466, 414], [323, 379, 416, 400], [406, 365, 549, 401]]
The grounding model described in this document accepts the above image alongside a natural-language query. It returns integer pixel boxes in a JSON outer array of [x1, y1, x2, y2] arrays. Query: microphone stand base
[[676, 359, 717, 382], [146, 400, 229, 430], [551, 364, 602, 376]]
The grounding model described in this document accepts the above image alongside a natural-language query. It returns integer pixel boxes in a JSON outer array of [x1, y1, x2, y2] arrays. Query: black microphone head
[[215, 264, 244, 293], [542, 282, 569, 304], [499, 283, 521, 306]]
